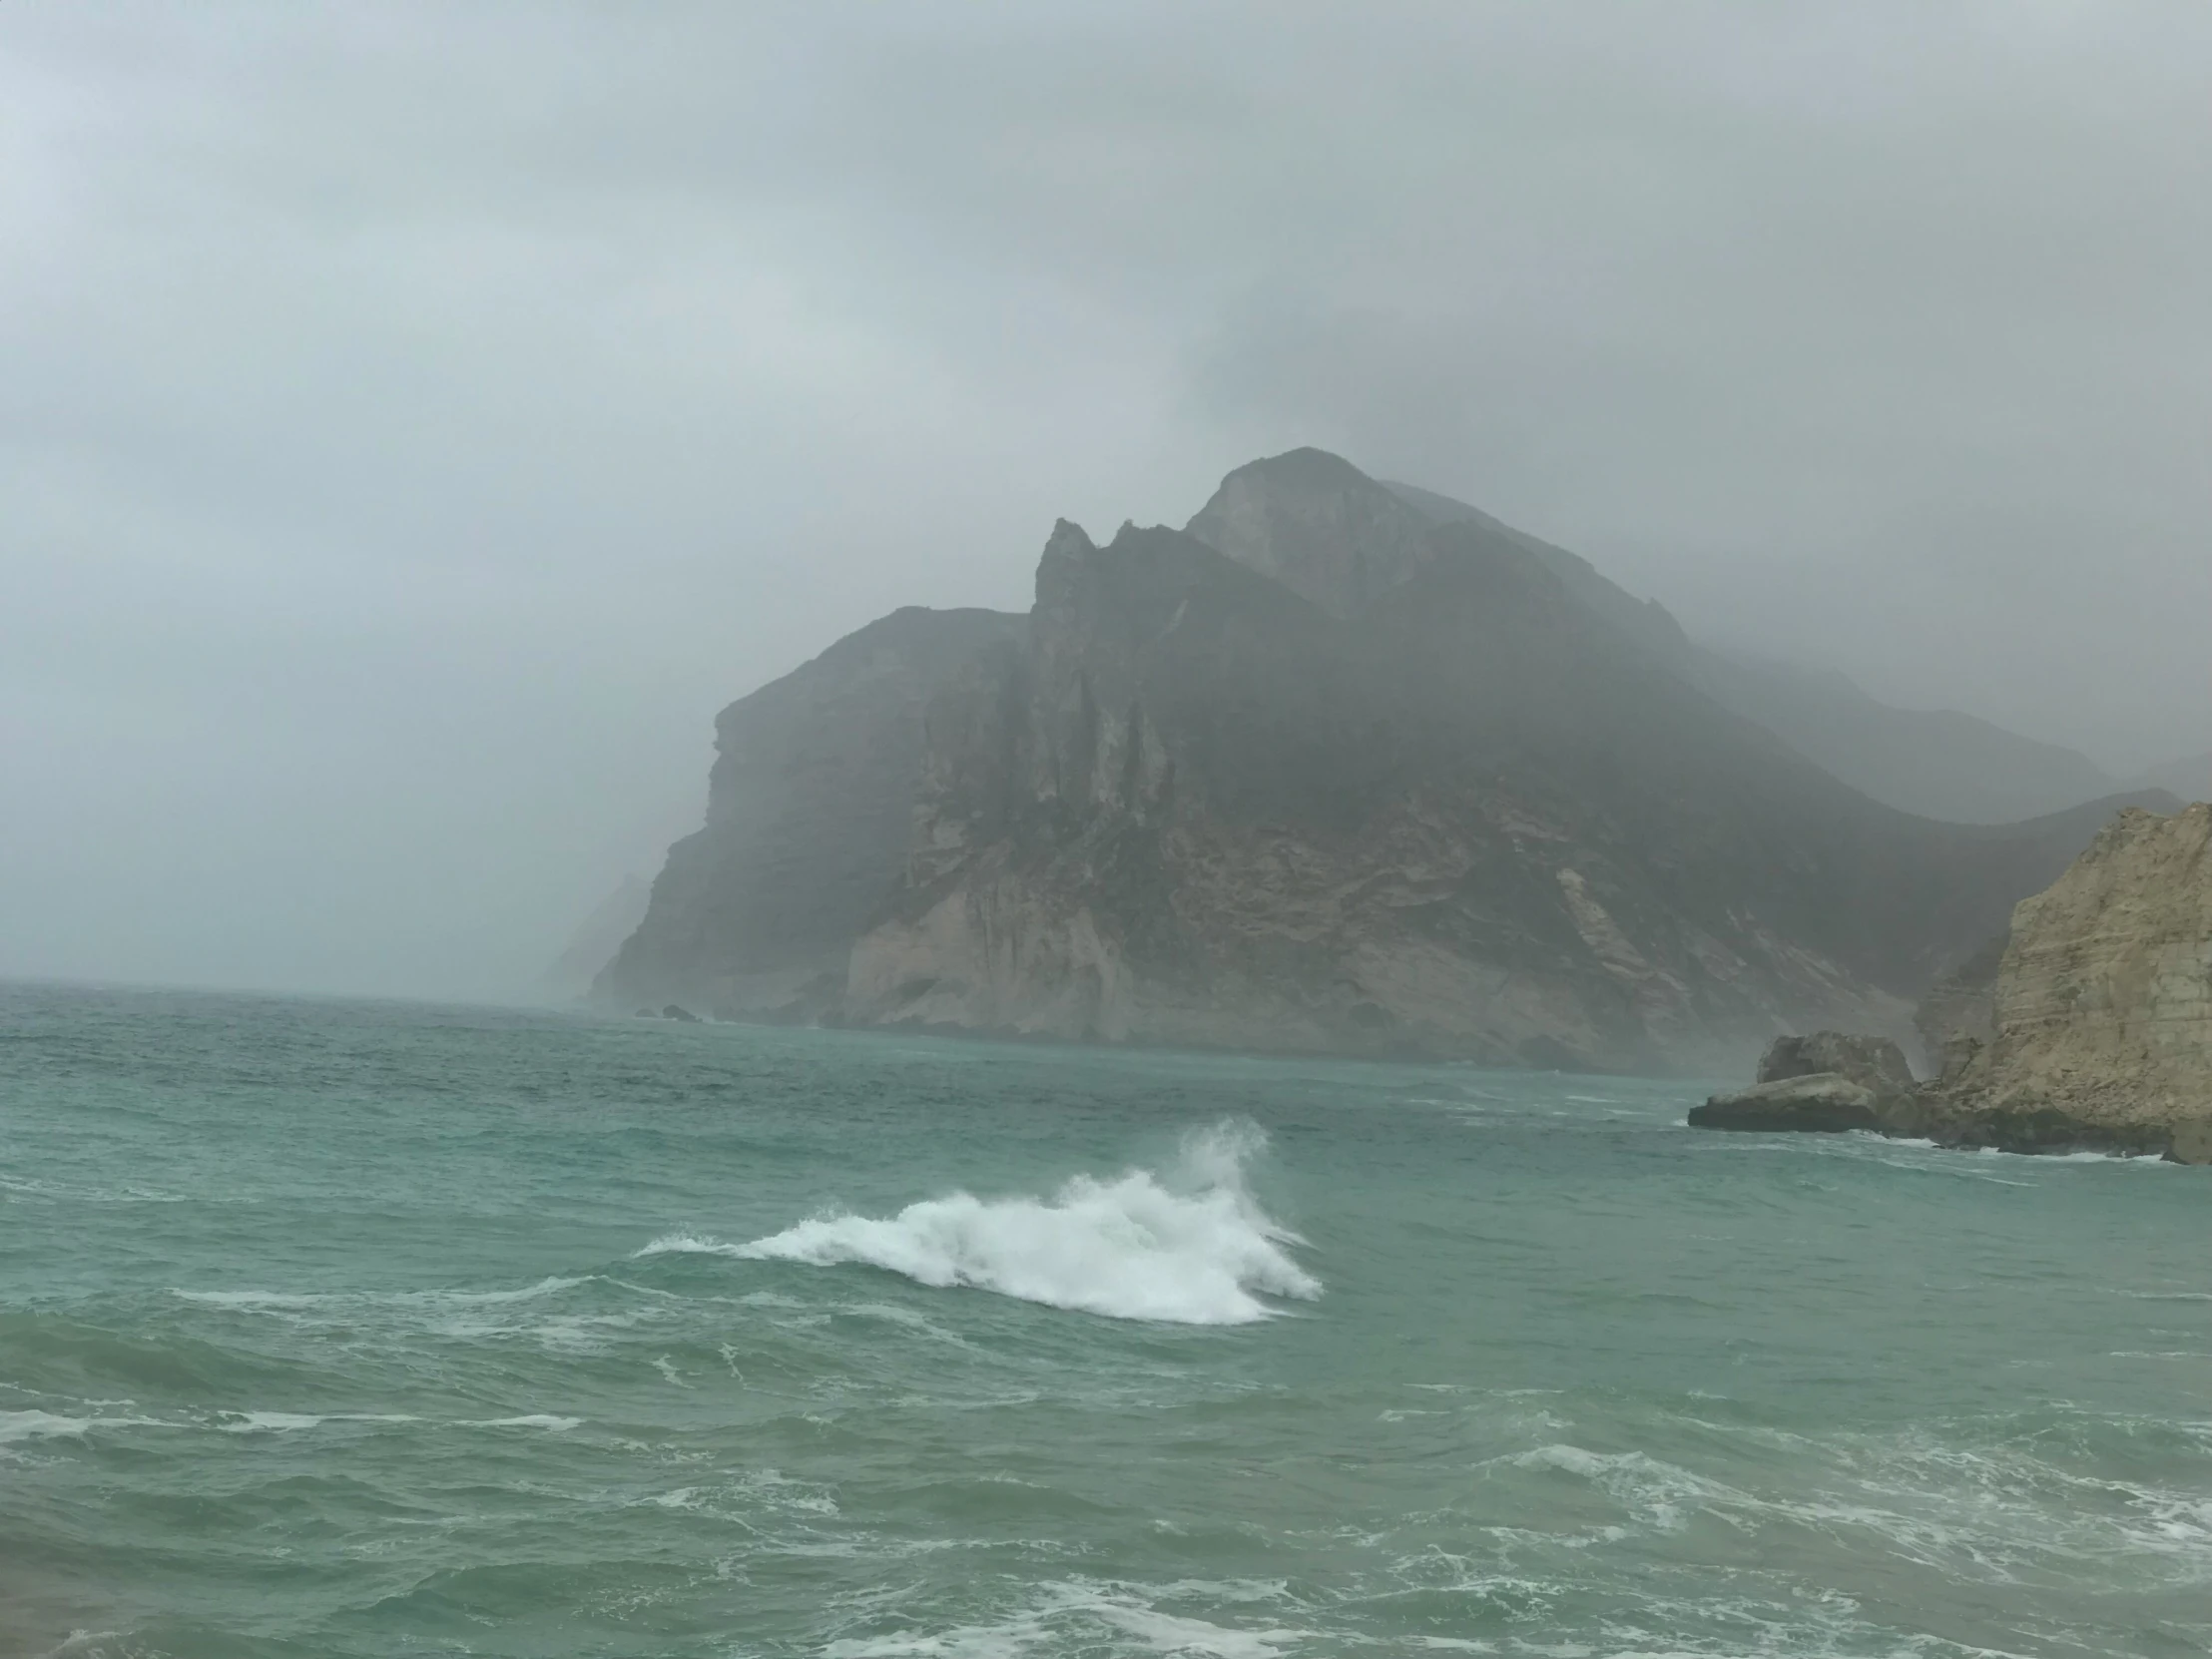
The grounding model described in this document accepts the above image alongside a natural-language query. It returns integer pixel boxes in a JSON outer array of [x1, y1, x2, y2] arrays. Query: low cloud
[[3, 2, 2204, 997]]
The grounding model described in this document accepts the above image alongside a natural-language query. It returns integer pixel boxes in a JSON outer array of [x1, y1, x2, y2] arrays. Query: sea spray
[[638, 1120, 1320, 1324]]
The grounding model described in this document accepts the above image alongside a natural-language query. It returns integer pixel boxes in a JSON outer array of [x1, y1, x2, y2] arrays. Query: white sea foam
[[460, 1414, 582, 1430], [641, 1121, 1319, 1325], [173, 1289, 321, 1309], [174, 1276, 585, 1311], [408, 1276, 587, 1305], [218, 1410, 584, 1433], [1, 1410, 100, 1444], [35, 1631, 138, 1659], [217, 1411, 419, 1433], [0, 1409, 171, 1444], [823, 1578, 1309, 1658], [1499, 1423, 2212, 1585]]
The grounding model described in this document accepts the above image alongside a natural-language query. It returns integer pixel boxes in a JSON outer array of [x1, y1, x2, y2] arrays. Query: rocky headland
[[1921, 804, 2212, 1160], [1695, 804, 2212, 1161], [596, 448, 2177, 1075], [597, 607, 1024, 1016]]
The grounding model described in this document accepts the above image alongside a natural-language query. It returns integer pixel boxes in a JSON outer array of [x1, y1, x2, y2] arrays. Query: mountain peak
[[1220, 446, 1379, 488], [1184, 447, 1438, 616]]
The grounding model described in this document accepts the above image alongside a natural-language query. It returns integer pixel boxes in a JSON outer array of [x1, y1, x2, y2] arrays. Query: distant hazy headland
[[581, 450, 2180, 1074]]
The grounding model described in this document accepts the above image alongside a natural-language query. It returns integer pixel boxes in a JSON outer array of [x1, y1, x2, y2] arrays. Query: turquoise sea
[[3, 982, 2208, 1658]]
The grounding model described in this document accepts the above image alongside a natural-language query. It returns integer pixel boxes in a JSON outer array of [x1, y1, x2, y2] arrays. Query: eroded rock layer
[[838, 462, 2159, 1072], [600, 449, 2176, 1074], [1924, 804, 2212, 1160]]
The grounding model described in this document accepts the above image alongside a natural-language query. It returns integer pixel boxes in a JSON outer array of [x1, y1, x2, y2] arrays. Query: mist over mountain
[[598, 449, 2173, 1072], [12, 17, 2212, 1654], [2124, 749, 2212, 805], [599, 609, 1025, 1016], [540, 875, 652, 1003], [10, 7, 2209, 1006], [1380, 478, 2118, 824]]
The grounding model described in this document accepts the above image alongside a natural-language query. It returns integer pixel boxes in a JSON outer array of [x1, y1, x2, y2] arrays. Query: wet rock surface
[[1695, 807, 2212, 1162], [1692, 1030, 1925, 1134], [1757, 1032, 1917, 1094], [1923, 804, 2212, 1162], [1690, 1074, 1887, 1134]]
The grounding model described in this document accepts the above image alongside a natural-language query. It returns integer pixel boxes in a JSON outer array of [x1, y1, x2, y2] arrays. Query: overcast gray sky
[[5, 2, 2206, 1001]]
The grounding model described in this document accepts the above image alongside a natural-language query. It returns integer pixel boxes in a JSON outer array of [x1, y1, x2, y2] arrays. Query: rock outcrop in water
[[600, 448, 2177, 1073], [1691, 1072, 1901, 1134], [1694, 805, 2212, 1160], [1917, 804, 2212, 1161], [1690, 1031, 1922, 1134], [1761, 1031, 1920, 1095]]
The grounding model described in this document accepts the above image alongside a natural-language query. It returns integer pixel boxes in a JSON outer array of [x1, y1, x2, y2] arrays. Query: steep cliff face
[[1925, 804, 2212, 1159], [1914, 930, 2005, 1075], [602, 447, 2162, 1069], [542, 875, 652, 1003], [842, 475, 2146, 1072], [595, 607, 1023, 1014]]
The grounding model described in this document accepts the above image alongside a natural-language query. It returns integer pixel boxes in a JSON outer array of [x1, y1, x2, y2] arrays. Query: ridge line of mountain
[[587, 448, 2183, 1072]]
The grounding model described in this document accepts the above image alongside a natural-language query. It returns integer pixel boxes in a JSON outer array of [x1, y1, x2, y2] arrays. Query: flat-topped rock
[[1758, 1031, 1916, 1095], [1690, 1073, 1887, 1133]]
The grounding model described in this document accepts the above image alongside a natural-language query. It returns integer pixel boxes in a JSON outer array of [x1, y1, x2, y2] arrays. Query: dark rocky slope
[[1382, 475, 2118, 825], [840, 455, 2168, 1071], [600, 449, 2165, 1071], [595, 607, 1023, 1014]]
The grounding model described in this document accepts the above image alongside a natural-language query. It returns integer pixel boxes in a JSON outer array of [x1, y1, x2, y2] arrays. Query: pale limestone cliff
[[1913, 931, 2003, 1076], [1926, 804, 2212, 1160]]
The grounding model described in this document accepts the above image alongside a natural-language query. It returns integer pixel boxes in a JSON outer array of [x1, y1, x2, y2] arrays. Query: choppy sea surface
[[3, 983, 2209, 1659]]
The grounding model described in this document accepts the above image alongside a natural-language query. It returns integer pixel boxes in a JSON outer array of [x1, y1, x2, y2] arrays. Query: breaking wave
[[639, 1121, 1319, 1325]]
